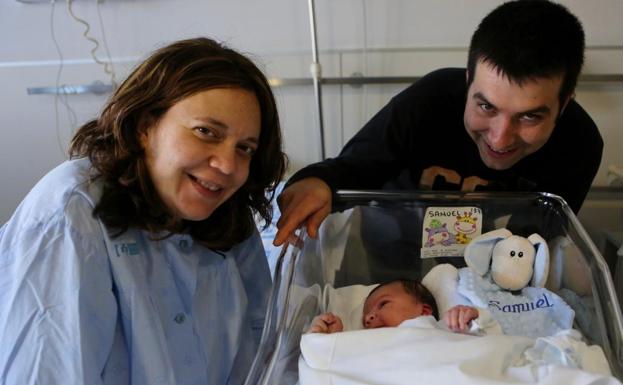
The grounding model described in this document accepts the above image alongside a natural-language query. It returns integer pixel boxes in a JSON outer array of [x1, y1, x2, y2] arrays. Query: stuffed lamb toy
[[466, 228, 549, 291], [423, 229, 574, 338]]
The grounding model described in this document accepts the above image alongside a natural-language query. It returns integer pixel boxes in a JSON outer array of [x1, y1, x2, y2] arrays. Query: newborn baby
[[309, 279, 483, 334]]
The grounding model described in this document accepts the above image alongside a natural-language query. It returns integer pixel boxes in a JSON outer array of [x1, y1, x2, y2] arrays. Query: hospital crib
[[245, 191, 623, 384]]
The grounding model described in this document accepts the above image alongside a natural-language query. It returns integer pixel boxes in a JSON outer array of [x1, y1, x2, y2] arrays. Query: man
[[274, 0, 602, 246]]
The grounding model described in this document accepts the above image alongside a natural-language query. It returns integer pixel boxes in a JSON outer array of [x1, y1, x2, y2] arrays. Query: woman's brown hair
[[70, 37, 287, 250]]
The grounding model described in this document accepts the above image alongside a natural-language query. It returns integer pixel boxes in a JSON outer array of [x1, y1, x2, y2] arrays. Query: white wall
[[1, 0, 622, 223]]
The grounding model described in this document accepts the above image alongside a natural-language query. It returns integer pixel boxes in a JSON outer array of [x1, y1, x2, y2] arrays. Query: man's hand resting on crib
[[443, 305, 479, 333], [308, 312, 344, 333], [274, 178, 333, 246]]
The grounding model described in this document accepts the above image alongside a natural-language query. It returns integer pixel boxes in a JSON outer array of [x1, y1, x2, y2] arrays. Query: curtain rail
[[26, 74, 623, 95], [268, 74, 623, 87]]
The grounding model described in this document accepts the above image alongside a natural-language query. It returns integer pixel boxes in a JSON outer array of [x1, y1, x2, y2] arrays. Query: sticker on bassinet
[[421, 206, 483, 258]]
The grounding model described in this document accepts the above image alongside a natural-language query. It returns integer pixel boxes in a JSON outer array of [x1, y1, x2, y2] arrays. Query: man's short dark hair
[[467, 0, 585, 105]]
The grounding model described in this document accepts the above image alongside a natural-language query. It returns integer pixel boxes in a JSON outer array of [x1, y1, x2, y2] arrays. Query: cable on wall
[[95, 0, 117, 87], [66, 0, 116, 87], [46, 0, 117, 157], [50, 0, 72, 157]]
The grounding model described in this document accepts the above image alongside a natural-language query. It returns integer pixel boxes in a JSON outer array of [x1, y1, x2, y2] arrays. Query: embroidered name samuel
[[488, 293, 554, 313]]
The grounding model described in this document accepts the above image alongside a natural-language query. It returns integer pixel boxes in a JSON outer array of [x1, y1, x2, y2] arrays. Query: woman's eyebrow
[[244, 137, 259, 145], [193, 116, 228, 129], [193, 117, 260, 143]]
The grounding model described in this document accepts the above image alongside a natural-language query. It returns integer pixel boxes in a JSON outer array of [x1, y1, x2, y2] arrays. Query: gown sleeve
[[0, 193, 118, 385]]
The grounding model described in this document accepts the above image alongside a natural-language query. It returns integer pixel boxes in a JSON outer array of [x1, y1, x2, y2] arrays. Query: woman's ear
[[138, 129, 149, 148], [137, 116, 150, 141], [137, 114, 158, 149]]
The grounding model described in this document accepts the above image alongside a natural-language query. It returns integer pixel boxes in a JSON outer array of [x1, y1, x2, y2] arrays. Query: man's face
[[464, 60, 565, 170]]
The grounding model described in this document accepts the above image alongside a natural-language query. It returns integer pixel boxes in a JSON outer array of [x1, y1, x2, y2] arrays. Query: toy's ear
[[464, 228, 513, 276], [528, 233, 549, 287], [422, 263, 461, 316]]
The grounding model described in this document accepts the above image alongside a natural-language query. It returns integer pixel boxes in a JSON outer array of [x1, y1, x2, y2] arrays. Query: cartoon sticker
[[421, 206, 482, 258]]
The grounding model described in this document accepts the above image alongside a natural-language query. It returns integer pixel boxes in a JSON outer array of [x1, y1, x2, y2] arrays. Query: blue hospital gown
[[0, 158, 271, 385]]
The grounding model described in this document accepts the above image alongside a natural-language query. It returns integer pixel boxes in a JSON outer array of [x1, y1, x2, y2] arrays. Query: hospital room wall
[[0, 0, 622, 224]]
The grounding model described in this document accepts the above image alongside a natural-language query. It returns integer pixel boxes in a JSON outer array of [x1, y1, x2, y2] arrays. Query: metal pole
[[307, 0, 326, 160]]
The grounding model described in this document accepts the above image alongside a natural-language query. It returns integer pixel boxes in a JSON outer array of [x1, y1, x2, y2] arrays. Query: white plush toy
[[424, 228, 575, 338], [464, 228, 550, 291]]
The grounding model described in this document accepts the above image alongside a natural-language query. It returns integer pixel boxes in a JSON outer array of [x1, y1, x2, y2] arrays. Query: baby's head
[[362, 279, 438, 329]]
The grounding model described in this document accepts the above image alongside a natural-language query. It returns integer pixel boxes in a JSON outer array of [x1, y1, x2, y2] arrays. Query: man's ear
[[559, 93, 573, 117]]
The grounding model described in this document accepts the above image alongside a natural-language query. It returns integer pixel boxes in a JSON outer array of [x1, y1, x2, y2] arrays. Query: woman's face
[[141, 87, 261, 221]]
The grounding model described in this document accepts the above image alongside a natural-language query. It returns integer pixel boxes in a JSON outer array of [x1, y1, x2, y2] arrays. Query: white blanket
[[299, 316, 620, 385]]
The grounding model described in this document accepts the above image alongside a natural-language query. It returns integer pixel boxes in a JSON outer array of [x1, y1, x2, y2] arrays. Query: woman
[[0, 37, 287, 385]]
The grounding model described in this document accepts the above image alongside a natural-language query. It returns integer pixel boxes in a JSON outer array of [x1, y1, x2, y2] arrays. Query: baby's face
[[362, 282, 431, 329]]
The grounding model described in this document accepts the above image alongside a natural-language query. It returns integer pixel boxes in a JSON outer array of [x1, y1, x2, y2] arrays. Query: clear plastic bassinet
[[244, 191, 623, 385]]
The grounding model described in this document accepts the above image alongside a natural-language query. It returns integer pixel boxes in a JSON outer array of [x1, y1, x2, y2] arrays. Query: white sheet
[[299, 316, 620, 385]]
